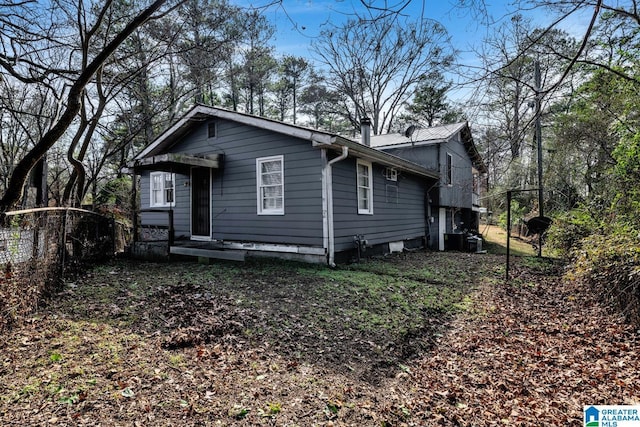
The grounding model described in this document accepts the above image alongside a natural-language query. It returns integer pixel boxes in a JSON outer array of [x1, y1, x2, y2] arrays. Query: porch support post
[[168, 209, 174, 247], [131, 171, 138, 244]]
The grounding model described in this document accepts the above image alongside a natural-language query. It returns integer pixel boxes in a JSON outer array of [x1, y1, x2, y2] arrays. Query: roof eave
[[135, 105, 337, 160], [320, 138, 439, 180], [372, 139, 443, 149], [205, 106, 336, 145], [460, 123, 488, 174]]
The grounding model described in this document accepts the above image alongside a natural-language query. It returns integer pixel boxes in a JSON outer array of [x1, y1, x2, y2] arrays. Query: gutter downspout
[[322, 146, 349, 267]]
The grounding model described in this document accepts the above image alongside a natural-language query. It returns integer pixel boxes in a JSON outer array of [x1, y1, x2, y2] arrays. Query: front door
[[191, 167, 211, 239]]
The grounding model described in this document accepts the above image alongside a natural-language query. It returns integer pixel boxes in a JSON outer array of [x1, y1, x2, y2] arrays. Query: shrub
[[546, 208, 599, 259], [497, 199, 529, 230], [569, 232, 640, 327]]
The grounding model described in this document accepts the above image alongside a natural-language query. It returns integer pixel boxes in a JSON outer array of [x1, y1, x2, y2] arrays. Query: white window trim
[[357, 159, 373, 215], [149, 171, 175, 208], [256, 155, 284, 215]]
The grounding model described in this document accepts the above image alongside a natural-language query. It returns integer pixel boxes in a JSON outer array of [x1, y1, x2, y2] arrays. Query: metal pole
[[534, 60, 544, 258]]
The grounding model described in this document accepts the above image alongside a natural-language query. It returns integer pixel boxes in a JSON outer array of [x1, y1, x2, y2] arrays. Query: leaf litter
[[0, 252, 638, 426]]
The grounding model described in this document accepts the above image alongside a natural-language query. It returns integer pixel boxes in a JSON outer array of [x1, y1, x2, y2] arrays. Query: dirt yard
[[1, 249, 638, 426]]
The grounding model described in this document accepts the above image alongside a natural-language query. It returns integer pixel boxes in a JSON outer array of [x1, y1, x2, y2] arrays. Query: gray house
[[130, 105, 485, 264], [370, 123, 487, 251]]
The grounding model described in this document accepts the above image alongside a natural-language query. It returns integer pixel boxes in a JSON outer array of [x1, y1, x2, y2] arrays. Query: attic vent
[[384, 167, 398, 181]]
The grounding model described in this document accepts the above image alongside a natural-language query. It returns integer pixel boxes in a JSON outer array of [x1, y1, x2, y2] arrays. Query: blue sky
[[258, 0, 528, 106], [265, 0, 524, 58], [262, 0, 591, 65], [255, 0, 592, 112]]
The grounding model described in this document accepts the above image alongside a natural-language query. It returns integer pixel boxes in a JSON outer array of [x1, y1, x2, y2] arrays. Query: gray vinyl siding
[[439, 134, 473, 209], [381, 145, 439, 171], [139, 172, 191, 239], [331, 158, 429, 252], [382, 135, 473, 209], [139, 118, 324, 247]]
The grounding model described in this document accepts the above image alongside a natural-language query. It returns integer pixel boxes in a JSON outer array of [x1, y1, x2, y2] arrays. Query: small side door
[[191, 167, 211, 239]]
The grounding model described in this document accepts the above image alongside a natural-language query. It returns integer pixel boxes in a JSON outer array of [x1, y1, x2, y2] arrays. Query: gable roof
[[134, 104, 439, 180], [370, 122, 488, 174], [370, 122, 468, 148], [135, 104, 339, 159]]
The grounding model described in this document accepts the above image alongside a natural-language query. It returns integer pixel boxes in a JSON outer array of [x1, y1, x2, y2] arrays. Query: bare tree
[[478, 15, 537, 160], [0, 0, 175, 212], [61, 70, 108, 207], [312, 12, 455, 135], [0, 83, 59, 198], [462, 0, 640, 88], [472, 14, 579, 168]]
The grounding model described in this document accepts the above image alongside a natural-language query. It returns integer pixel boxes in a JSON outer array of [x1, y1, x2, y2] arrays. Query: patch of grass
[[49, 351, 63, 363], [520, 256, 562, 273], [259, 401, 282, 417], [59, 392, 81, 405], [453, 294, 475, 311], [482, 224, 537, 256], [168, 354, 185, 367], [19, 382, 40, 397], [46, 382, 64, 397], [299, 259, 477, 338], [179, 261, 244, 283], [229, 404, 250, 419], [4, 250, 543, 425]]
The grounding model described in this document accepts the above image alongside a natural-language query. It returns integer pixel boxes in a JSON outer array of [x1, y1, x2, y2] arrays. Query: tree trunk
[[0, 0, 168, 212], [62, 105, 89, 206]]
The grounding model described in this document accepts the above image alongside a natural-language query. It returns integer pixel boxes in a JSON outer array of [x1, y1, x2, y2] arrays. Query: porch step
[[170, 246, 246, 262]]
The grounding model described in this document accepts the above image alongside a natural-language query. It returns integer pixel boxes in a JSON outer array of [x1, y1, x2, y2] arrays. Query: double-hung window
[[357, 159, 373, 215], [150, 172, 175, 207], [257, 155, 284, 215]]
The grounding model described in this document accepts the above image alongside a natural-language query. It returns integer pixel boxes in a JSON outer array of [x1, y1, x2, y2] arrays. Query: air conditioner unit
[[384, 167, 398, 181]]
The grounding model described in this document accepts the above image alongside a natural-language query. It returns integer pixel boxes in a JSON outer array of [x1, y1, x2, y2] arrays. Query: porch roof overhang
[[130, 153, 220, 174]]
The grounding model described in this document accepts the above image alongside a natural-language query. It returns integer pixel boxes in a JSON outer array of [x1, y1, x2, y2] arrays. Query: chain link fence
[[0, 208, 130, 332]]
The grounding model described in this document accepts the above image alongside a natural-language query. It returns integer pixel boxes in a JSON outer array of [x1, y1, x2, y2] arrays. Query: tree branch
[[0, 0, 171, 212]]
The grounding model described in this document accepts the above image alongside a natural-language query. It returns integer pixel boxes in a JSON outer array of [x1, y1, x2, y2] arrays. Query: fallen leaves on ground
[[1, 252, 638, 426], [406, 260, 640, 425]]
